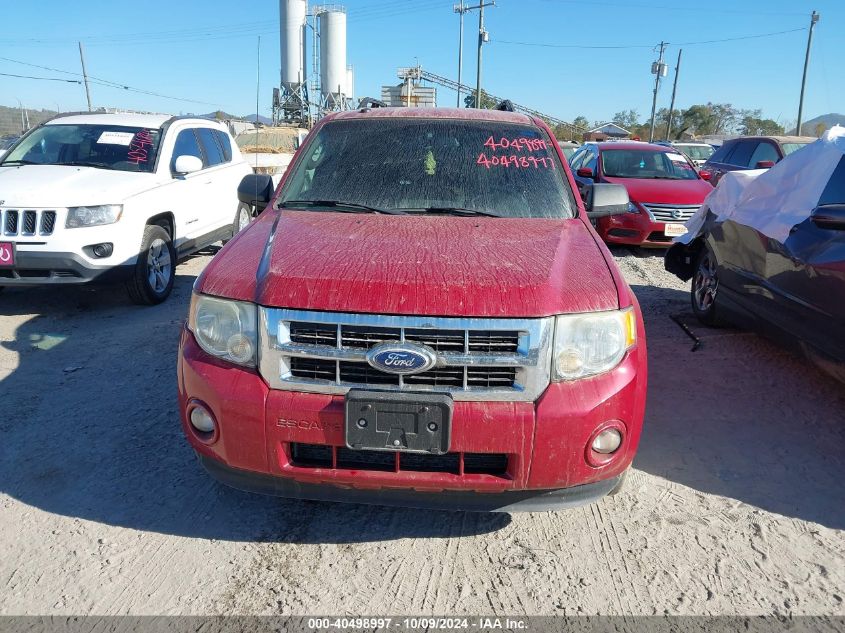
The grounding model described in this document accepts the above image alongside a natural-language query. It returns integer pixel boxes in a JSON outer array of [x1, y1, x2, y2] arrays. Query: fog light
[[91, 243, 113, 258], [591, 428, 622, 454], [190, 406, 216, 434]]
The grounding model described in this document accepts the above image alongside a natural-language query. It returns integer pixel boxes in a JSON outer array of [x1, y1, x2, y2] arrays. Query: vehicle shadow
[[0, 270, 509, 544], [630, 283, 845, 530]]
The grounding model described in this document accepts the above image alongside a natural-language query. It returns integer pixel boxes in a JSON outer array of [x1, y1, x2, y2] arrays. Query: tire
[[126, 225, 176, 305], [222, 202, 253, 246], [690, 245, 723, 326]]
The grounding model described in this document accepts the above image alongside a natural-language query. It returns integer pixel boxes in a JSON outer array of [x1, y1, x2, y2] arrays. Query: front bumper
[[198, 452, 624, 512], [178, 322, 647, 511], [0, 250, 133, 285], [597, 213, 676, 248]]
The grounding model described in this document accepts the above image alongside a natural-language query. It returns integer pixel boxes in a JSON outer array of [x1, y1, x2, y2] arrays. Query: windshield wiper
[[402, 207, 504, 218], [278, 200, 406, 215]]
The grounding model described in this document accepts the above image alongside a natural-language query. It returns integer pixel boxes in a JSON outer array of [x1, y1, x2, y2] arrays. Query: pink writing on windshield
[[476, 153, 556, 169], [128, 130, 153, 164], [483, 136, 548, 152]]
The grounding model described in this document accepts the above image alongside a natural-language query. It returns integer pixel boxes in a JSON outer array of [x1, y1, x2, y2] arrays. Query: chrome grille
[[641, 203, 699, 223], [2, 208, 59, 236], [260, 309, 554, 402]]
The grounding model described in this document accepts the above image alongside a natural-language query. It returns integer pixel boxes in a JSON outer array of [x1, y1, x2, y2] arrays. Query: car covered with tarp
[[665, 126, 845, 381]]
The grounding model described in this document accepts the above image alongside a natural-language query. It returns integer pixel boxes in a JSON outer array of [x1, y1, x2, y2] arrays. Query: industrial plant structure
[[273, 0, 354, 126]]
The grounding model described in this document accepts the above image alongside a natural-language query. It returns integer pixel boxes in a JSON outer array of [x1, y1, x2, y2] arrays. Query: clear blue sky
[[1, 0, 841, 127]]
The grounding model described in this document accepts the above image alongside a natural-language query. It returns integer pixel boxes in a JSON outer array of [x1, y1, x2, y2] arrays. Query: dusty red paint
[[179, 328, 646, 492], [179, 108, 648, 506], [200, 212, 619, 317]]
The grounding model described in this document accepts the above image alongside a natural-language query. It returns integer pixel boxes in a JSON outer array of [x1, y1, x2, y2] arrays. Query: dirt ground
[[0, 246, 843, 617]]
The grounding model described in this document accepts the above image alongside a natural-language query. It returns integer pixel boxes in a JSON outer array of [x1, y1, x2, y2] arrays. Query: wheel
[[126, 225, 175, 305], [690, 245, 723, 326], [235, 202, 253, 233], [222, 202, 253, 245]]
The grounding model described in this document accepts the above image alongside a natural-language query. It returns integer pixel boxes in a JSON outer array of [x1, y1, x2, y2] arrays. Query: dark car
[[702, 135, 814, 186], [570, 142, 713, 247], [665, 152, 845, 381]]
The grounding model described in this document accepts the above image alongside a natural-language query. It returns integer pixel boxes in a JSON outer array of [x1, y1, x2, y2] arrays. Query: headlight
[[66, 205, 123, 228], [187, 294, 258, 367], [552, 308, 636, 381], [626, 201, 640, 214]]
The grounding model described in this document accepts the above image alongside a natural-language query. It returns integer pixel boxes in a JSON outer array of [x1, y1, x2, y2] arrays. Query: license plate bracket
[[345, 390, 452, 455]]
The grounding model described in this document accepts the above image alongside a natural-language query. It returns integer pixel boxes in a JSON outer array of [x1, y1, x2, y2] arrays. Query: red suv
[[570, 142, 713, 247], [178, 108, 647, 512], [701, 135, 814, 186]]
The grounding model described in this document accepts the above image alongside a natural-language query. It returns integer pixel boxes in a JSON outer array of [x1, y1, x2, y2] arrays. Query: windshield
[[782, 142, 809, 156], [0, 124, 162, 172], [280, 118, 577, 218], [601, 149, 699, 180], [674, 144, 714, 160]]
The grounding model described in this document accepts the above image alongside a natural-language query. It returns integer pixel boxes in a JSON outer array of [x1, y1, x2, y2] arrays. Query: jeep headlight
[[65, 205, 123, 228], [552, 308, 636, 381], [188, 294, 258, 367]]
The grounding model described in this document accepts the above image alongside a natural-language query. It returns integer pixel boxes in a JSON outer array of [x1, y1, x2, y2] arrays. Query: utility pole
[[78, 42, 93, 112], [665, 49, 682, 140], [455, 1, 466, 107], [475, 2, 495, 108], [796, 10, 820, 136], [648, 41, 668, 142]]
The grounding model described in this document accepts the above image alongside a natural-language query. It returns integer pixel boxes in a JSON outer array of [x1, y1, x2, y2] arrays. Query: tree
[[572, 115, 590, 131], [814, 122, 827, 138], [678, 102, 739, 136], [656, 107, 683, 140], [738, 110, 784, 136], [464, 90, 498, 109], [612, 109, 640, 129], [551, 123, 575, 140]]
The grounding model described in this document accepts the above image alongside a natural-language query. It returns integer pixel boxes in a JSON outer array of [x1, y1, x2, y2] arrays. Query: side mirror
[[576, 167, 594, 178], [237, 174, 274, 212], [585, 183, 629, 218], [173, 155, 203, 175], [811, 204, 845, 231], [755, 160, 776, 169], [698, 170, 712, 181]]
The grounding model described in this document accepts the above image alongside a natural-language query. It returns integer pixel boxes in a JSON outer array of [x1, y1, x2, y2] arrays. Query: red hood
[[198, 211, 619, 317], [603, 176, 712, 205]]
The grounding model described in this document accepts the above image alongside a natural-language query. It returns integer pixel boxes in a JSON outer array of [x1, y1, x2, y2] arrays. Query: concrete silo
[[318, 7, 347, 109], [275, 0, 309, 123]]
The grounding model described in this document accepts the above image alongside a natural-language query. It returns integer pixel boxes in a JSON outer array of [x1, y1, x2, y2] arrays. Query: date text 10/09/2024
[[307, 617, 528, 630]]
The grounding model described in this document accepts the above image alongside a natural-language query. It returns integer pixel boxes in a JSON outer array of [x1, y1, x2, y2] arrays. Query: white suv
[[0, 112, 253, 304]]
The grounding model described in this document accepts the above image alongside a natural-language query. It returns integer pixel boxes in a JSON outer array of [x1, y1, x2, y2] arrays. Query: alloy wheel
[[693, 251, 718, 312], [146, 238, 172, 294]]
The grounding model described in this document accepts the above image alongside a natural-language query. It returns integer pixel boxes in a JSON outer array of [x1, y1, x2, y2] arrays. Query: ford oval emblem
[[366, 343, 437, 375]]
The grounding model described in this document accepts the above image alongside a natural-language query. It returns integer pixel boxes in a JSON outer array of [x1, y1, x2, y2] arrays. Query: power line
[[538, 0, 806, 17], [0, 55, 219, 107], [494, 27, 806, 50], [0, 71, 81, 83]]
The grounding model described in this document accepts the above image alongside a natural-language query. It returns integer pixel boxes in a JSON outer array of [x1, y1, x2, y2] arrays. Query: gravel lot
[[0, 246, 843, 616]]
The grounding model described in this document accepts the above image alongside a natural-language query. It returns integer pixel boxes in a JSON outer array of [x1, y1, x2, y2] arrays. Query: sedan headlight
[[552, 308, 636, 381], [187, 294, 258, 367], [66, 205, 123, 228]]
